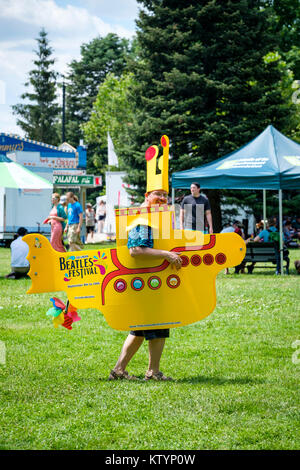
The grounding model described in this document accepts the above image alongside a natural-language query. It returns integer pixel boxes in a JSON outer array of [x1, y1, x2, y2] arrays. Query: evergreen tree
[[123, 0, 296, 228], [265, 0, 300, 54], [12, 29, 60, 145]]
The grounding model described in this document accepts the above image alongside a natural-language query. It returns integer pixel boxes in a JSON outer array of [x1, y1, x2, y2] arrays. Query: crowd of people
[[5, 186, 299, 279], [46, 192, 106, 252], [5, 192, 106, 279], [220, 215, 300, 275]]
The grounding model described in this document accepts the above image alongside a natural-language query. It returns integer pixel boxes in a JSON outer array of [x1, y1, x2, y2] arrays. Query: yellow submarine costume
[[23, 135, 246, 331]]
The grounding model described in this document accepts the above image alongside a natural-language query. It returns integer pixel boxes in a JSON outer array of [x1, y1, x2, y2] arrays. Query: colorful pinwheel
[[46, 297, 81, 330]]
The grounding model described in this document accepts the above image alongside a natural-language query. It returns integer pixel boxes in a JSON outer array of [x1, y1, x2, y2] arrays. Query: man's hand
[[76, 226, 81, 234], [206, 210, 213, 234], [164, 251, 182, 270], [129, 247, 182, 270], [180, 208, 184, 231]]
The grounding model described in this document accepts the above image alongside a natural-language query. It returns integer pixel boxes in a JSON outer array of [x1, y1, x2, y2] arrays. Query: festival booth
[[172, 125, 300, 274], [0, 133, 98, 242], [0, 151, 53, 244], [23, 136, 246, 332]]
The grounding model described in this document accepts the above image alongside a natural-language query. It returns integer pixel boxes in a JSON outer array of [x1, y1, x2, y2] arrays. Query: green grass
[[0, 244, 299, 450]]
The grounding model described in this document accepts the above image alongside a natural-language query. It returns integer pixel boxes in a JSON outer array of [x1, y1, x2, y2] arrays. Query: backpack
[[268, 230, 280, 244]]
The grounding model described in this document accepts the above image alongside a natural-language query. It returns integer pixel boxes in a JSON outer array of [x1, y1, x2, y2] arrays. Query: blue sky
[[0, 0, 139, 139]]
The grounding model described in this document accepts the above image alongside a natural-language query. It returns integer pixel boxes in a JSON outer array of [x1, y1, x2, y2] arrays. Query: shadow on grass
[[223, 271, 299, 277], [0, 276, 30, 281], [174, 375, 265, 385], [97, 375, 264, 385]]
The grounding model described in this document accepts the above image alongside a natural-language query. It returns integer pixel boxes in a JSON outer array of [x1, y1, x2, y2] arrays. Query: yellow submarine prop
[[23, 135, 246, 331]]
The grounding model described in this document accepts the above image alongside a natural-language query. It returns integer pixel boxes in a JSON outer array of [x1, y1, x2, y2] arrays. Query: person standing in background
[[96, 200, 106, 233], [59, 195, 68, 216], [85, 203, 95, 243], [47, 193, 67, 252], [64, 192, 83, 251], [59, 195, 69, 251], [180, 183, 213, 233]]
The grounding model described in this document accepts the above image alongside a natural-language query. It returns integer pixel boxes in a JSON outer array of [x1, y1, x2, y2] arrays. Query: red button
[[203, 254, 214, 265], [216, 253, 227, 265], [180, 255, 189, 267], [191, 254, 201, 266]]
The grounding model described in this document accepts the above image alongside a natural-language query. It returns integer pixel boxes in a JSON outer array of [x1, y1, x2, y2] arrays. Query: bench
[[236, 242, 290, 274]]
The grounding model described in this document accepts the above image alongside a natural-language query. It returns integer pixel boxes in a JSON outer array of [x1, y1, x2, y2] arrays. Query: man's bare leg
[[113, 334, 144, 374], [147, 338, 166, 375]]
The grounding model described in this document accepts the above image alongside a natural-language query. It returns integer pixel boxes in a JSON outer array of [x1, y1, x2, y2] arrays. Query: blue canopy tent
[[172, 125, 300, 274]]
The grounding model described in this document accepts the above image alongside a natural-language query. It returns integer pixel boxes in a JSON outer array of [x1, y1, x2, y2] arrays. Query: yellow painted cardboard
[[24, 206, 245, 331], [24, 135, 246, 331], [146, 135, 169, 193]]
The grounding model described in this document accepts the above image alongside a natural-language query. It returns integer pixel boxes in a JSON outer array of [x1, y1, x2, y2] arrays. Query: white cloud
[[81, 0, 139, 21], [0, 0, 138, 136], [0, 0, 134, 37]]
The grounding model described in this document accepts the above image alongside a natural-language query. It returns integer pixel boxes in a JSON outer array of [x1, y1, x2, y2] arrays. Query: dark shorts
[[86, 225, 95, 234], [98, 215, 105, 221], [130, 329, 169, 341]]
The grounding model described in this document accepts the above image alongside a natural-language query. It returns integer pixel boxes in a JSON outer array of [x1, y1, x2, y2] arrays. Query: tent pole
[[263, 189, 267, 229], [279, 189, 284, 275], [172, 187, 175, 205]]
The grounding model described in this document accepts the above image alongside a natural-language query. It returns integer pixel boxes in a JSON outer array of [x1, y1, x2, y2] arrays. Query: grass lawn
[[0, 243, 299, 450]]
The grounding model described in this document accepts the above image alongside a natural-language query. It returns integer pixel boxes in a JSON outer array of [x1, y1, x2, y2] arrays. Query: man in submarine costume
[[23, 135, 246, 381]]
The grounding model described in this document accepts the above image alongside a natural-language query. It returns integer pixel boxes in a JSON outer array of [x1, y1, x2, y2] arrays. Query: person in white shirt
[[6, 227, 30, 279]]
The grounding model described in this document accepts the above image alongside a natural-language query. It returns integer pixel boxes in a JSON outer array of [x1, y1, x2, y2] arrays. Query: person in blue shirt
[[65, 192, 83, 251], [109, 189, 182, 382], [253, 217, 278, 243]]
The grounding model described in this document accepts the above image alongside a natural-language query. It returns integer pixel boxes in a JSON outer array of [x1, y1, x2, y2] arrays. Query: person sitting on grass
[[5, 227, 30, 279], [109, 189, 182, 382]]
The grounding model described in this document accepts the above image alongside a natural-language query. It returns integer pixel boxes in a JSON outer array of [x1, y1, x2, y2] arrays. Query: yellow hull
[[24, 214, 245, 331]]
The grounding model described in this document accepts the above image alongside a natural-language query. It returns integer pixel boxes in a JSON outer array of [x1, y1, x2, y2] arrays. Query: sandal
[[108, 369, 138, 381], [144, 371, 173, 381]]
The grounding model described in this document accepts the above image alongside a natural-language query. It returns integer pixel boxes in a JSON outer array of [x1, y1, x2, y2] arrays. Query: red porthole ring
[[114, 279, 127, 293], [191, 254, 201, 266], [215, 253, 227, 265], [180, 255, 189, 267], [166, 275, 181, 289], [131, 277, 145, 291], [148, 276, 162, 290], [203, 254, 214, 265]]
